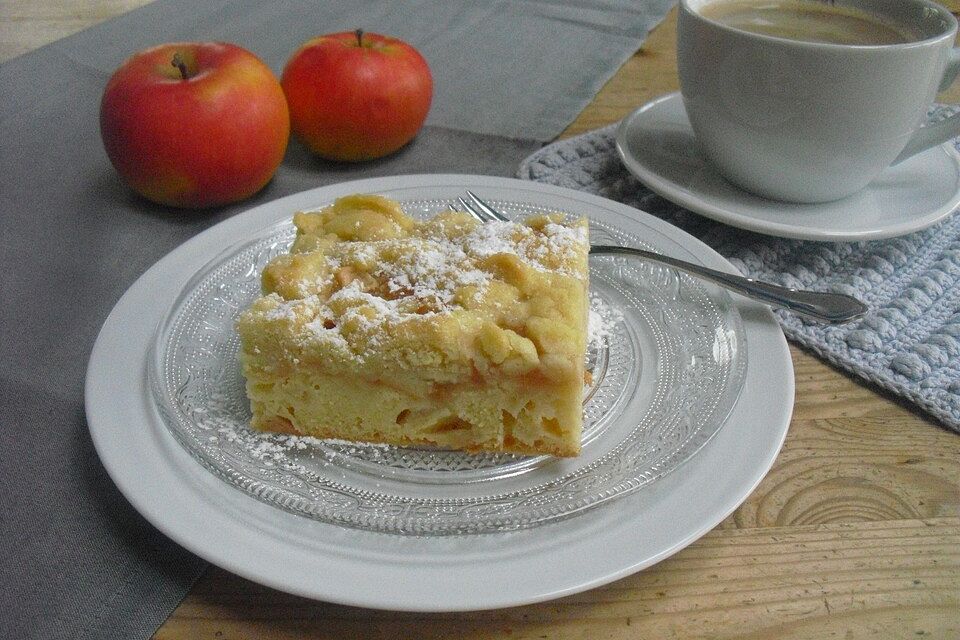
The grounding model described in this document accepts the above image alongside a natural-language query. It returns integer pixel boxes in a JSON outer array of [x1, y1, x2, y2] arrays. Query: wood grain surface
[[3, 1, 958, 638]]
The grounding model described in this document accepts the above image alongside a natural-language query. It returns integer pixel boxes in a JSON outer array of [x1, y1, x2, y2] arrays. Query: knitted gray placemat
[[519, 121, 960, 433]]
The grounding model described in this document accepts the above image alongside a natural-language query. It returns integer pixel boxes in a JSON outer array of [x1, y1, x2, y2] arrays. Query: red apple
[[100, 42, 290, 208], [281, 30, 433, 161]]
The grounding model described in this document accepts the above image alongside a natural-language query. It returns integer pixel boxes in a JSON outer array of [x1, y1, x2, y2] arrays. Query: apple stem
[[171, 52, 190, 80], [355, 29, 363, 47]]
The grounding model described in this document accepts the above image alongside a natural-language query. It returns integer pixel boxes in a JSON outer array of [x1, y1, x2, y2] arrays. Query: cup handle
[[894, 48, 960, 164]]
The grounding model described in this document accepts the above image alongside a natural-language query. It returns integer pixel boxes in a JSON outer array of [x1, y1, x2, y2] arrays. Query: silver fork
[[456, 190, 868, 324]]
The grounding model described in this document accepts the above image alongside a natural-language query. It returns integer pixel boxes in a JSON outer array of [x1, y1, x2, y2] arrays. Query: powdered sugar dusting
[[204, 401, 391, 474], [588, 293, 623, 351], [466, 219, 587, 277], [246, 206, 590, 362]]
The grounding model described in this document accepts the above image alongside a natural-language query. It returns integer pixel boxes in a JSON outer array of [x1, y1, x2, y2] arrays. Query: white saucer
[[615, 92, 960, 242]]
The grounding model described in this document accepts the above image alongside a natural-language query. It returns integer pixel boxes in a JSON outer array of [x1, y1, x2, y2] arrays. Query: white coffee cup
[[677, 0, 960, 203]]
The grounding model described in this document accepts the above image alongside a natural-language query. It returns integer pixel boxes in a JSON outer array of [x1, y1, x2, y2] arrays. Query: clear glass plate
[[150, 197, 747, 535]]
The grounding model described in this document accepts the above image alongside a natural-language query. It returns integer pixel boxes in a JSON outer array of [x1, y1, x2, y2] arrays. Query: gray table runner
[[0, 1, 675, 638], [519, 117, 960, 434]]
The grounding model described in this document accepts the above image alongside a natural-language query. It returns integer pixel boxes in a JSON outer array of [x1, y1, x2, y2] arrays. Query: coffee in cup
[[677, 0, 960, 203], [698, 0, 918, 45]]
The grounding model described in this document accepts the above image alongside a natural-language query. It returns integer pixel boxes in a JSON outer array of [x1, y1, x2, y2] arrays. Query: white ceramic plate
[[150, 191, 749, 535], [616, 92, 960, 242], [86, 174, 793, 611]]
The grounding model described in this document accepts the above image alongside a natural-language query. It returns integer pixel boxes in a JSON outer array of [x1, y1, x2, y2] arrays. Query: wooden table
[[4, 2, 958, 638]]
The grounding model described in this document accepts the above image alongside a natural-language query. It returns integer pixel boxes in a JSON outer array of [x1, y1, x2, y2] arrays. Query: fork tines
[[457, 191, 511, 223]]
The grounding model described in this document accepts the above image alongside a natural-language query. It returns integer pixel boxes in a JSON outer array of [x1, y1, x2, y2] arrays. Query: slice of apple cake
[[236, 193, 589, 457]]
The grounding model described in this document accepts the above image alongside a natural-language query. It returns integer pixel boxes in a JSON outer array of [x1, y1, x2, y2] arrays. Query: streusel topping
[[240, 194, 589, 373]]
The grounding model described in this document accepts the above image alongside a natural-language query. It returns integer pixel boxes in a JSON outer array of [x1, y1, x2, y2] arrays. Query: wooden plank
[[726, 416, 960, 529], [0, 0, 152, 62]]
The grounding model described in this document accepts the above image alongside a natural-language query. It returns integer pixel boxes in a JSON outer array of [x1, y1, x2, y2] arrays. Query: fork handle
[[589, 245, 868, 324]]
